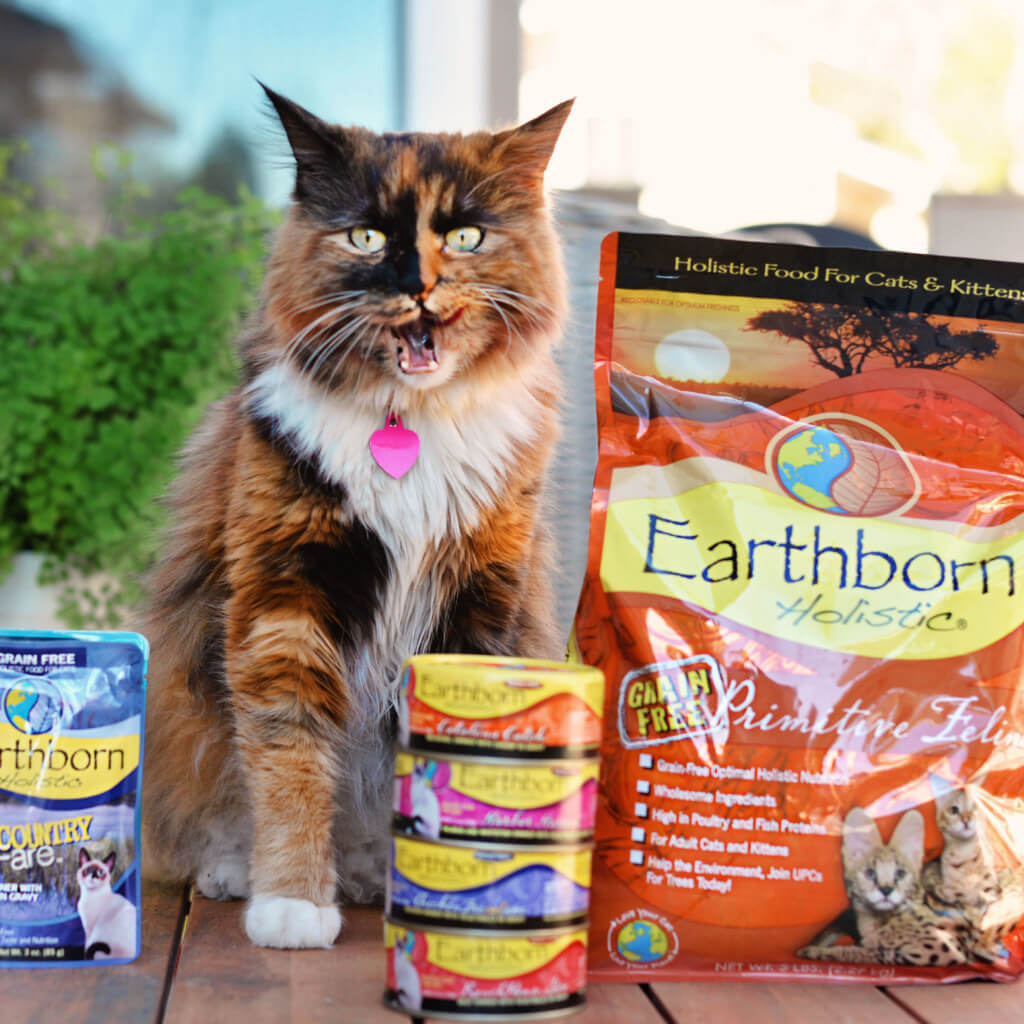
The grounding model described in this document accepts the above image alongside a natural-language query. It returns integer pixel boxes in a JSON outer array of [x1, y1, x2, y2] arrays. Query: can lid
[[400, 653, 604, 680], [400, 739, 602, 762], [393, 746, 601, 770], [381, 992, 587, 1022], [383, 913, 590, 939], [389, 831, 595, 854]]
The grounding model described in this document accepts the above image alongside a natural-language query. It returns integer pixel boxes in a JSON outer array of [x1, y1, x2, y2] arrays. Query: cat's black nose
[[395, 248, 426, 298]]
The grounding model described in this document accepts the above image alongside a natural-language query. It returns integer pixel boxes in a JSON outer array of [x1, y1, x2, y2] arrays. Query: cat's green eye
[[349, 227, 387, 253], [445, 226, 484, 252]]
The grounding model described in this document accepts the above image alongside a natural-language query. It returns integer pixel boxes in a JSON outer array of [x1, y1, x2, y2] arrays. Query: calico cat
[[77, 848, 137, 959], [798, 808, 972, 965], [141, 86, 573, 948]]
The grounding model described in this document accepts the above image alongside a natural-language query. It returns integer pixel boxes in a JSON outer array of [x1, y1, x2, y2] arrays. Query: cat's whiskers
[[328, 322, 387, 394], [301, 321, 366, 378], [465, 282, 544, 353], [305, 314, 374, 380], [472, 283, 557, 318], [469, 288, 519, 353], [275, 293, 365, 359], [278, 290, 366, 318], [311, 315, 396, 394], [282, 299, 365, 368], [282, 307, 348, 362], [469, 282, 555, 334], [490, 299, 520, 355]]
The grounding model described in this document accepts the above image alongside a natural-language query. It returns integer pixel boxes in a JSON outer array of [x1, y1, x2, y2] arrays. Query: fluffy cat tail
[[140, 821, 191, 884]]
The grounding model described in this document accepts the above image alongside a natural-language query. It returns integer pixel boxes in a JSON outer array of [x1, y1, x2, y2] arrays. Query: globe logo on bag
[[616, 920, 669, 963], [768, 413, 919, 518], [3, 679, 63, 735]]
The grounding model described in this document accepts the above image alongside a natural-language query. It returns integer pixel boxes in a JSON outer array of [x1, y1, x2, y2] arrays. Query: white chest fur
[[247, 361, 548, 716], [248, 361, 544, 547]]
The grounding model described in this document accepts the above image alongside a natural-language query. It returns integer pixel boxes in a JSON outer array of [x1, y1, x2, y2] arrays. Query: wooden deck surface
[[1, 880, 1022, 1024]]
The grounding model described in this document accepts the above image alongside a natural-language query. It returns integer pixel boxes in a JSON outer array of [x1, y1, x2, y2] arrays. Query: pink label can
[[393, 750, 599, 845]]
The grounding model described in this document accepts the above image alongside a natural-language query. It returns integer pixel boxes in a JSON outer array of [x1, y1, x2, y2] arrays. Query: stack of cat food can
[[384, 654, 604, 1020]]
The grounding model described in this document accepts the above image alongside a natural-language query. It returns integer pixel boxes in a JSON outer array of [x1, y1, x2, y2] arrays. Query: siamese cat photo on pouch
[[77, 848, 137, 960]]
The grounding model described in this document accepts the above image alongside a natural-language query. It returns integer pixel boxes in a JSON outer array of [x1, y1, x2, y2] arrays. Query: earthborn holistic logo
[[767, 413, 920, 518], [3, 679, 64, 736], [618, 656, 728, 748]]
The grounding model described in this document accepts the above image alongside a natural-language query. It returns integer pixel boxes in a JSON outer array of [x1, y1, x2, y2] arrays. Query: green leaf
[[0, 145, 271, 625]]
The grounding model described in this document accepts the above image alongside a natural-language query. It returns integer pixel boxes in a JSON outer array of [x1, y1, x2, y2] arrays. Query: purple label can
[[386, 834, 592, 930]]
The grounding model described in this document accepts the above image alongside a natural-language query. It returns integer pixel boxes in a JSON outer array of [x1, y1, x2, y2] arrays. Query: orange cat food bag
[[574, 233, 1024, 983]]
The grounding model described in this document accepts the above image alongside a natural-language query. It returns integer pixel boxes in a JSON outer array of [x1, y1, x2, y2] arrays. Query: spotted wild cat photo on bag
[[575, 233, 1024, 984]]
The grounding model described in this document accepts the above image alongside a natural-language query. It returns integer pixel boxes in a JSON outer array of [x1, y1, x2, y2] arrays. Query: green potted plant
[[0, 144, 278, 627]]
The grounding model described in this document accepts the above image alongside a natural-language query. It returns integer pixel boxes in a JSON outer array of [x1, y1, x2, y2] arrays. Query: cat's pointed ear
[[889, 810, 925, 868], [928, 773, 956, 801], [104, 852, 117, 873], [493, 99, 574, 182], [259, 81, 349, 199], [79, 848, 89, 868], [841, 807, 881, 865]]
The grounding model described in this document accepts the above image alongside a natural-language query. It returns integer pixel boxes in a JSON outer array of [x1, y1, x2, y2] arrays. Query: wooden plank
[[166, 899, 396, 1024], [577, 981, 665, 1023], [168, 897, 665, 1024], [651, 980, 920, 1024], [0, 878, 185, 1024], [887, 980, 1024, 1024]]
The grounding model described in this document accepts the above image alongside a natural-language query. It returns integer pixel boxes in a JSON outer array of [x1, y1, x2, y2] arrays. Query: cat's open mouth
[[392, 308, 464, 375]]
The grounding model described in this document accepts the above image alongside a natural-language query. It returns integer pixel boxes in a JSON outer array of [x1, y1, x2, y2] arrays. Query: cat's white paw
[[245, 896, 343, 949], [195, 856, 250, 900]]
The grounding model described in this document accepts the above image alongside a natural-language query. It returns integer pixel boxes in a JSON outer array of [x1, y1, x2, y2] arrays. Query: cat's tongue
[[395, 321, 439, 375]]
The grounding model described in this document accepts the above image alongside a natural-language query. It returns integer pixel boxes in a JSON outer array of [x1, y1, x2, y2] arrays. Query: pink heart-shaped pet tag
[[369, 414, 420, 479]]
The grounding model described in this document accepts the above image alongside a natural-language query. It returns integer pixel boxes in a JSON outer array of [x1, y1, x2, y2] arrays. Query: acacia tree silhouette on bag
[[746, 303, 998, 377]]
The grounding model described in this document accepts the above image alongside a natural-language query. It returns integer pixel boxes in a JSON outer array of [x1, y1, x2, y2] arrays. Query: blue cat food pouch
[[0, 631, 147, 966]]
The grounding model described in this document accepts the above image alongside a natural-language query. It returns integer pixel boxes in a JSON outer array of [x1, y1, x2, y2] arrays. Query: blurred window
[[518, 0, 1024, 252], [4, 0, 401, 210]]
